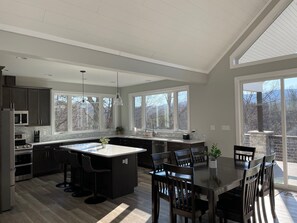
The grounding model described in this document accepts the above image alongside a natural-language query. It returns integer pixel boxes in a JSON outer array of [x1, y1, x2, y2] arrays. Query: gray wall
[[120, 0, 297, 157]]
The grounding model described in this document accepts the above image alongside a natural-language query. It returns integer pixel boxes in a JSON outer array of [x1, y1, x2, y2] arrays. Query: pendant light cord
[[81, 70, 86, 103], [116, 72, 119, 94]]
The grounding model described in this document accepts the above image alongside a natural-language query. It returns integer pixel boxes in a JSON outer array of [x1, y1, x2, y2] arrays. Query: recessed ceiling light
[[47, 74, 53, 77], [110, 81, 116, 83], [145, 80, 152, 82]]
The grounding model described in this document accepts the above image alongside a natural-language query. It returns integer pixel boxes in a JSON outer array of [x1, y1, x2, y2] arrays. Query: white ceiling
[[239, 0, 297, 64], [0, 0, 270, 85]]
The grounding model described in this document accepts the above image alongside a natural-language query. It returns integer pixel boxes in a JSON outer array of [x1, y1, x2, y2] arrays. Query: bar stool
[[67, 151, 92, 197], [81, 154, 111, 204], [54, 148, 70, 188]]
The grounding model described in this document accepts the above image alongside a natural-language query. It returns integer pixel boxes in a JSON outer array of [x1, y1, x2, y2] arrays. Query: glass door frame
[[235, 68, 297, 192]]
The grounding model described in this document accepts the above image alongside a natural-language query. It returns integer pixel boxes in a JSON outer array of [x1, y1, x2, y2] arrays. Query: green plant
[[116, 126, 124, 134], [100, 137, 110, 145], [207, 143, 222, 160]]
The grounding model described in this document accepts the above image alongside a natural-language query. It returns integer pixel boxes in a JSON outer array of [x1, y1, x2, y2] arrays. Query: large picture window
[[130, 86, 189, 131], [53, 92, 115, 134]]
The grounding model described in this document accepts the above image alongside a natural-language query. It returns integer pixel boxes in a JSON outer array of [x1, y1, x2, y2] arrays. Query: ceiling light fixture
[[80, 70, 86, 104], [114, 72, 123, 106]]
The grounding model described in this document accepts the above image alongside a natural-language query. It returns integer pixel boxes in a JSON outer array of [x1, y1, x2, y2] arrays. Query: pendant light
[[80, 70, 86, 104], [114, 72, 123, 106]]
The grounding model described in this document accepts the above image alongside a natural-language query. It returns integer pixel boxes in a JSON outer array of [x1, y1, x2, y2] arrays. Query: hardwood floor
[[0, 168, 297, 223]]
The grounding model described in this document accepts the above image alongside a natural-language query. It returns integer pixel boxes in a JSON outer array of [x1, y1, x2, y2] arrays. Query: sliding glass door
[[240, 76, 297, 190], [284, 77, 297, 187]]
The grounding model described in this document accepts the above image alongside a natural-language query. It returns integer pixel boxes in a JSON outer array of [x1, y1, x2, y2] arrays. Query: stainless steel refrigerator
[[0, 109, 15, 212]]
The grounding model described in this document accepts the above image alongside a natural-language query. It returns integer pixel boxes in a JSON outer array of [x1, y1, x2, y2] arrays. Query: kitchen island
[[60, 143, 146, 199]]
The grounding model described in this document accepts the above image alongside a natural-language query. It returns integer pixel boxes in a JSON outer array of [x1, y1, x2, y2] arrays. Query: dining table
[[151, 157, 249, 223]]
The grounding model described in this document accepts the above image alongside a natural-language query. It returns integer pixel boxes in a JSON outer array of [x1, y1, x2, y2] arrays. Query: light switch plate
[[221, 125, 230, 131], [210, 125, 215, 131]]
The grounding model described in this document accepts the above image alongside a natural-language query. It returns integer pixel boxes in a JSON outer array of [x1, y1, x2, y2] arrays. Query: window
[[53, 92, 115, 134], [130, 86, 189, 131]]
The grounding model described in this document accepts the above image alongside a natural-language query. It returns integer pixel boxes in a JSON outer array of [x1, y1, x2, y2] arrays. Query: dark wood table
[[151, 157, 248, 223]]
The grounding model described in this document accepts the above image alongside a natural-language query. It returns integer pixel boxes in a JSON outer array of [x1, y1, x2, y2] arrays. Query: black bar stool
[[54, 148, 70, 188], [67, 151, 92, 197], [81, 154, 111, 204]]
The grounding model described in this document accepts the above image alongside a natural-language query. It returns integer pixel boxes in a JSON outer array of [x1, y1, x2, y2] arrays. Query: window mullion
[[173, 91, 178, 131], [68, 95, 72, 132], [142, 96, 146, 130]]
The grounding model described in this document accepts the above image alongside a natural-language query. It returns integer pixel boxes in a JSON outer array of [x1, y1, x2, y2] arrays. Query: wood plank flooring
[[0, 168, 296, 222]]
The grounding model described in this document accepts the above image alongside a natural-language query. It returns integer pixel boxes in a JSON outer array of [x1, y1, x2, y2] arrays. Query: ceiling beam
[[0, 30, 207, 84]]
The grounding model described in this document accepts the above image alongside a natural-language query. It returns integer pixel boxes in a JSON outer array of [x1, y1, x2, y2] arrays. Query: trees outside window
[[53, 93, 114, 133], [131, 86, 189, 131]]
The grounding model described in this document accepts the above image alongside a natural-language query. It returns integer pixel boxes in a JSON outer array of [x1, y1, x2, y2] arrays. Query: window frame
[[51, 90, 116, 135], [128, 85, 190, 132]]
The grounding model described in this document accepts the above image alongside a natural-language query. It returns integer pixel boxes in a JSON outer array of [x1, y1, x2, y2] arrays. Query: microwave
[[14, 111, 29, 125]]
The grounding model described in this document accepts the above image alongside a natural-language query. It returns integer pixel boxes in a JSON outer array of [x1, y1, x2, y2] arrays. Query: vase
[[209, 159, 217, 168], [102, 144, 106, 148]]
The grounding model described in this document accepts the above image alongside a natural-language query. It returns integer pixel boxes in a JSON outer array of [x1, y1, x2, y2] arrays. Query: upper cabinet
[[2, 85, 51, 126], [28, 88, 51, 126], [2, 86, 28, 110]]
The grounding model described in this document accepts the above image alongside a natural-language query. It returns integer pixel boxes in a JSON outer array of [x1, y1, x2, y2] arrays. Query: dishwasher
[[152, 140, 167, 153]]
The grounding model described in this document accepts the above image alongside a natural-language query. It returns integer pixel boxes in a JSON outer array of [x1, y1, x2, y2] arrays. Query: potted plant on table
[[207, 143, 222, 168]]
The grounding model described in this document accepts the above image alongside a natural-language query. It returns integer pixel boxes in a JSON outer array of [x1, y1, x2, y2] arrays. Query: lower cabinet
[[110, 137, 153, 168], [33, 144, 61, 177]]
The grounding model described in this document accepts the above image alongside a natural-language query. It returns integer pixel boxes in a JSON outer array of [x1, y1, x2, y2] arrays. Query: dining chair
[[234, 145, 256, 161], [224, 157, 263, 199], [190, 146, 208, 166], [257, 153, 276, 222], [216, 163, 262, 223], [174, 149, 192, 167], [163, 163, 208, 223], [151, 151, 172, 219]]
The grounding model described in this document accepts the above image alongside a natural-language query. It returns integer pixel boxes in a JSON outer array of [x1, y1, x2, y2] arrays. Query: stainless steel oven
[[15, 150, 33, 181], [14, 133, 33, 181]]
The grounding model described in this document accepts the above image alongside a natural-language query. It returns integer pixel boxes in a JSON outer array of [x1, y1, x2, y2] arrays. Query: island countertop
[[60, 142, 146, 158]]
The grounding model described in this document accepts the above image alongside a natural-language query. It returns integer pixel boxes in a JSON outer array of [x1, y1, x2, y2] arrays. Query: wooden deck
[[0, 167, 296, 223]]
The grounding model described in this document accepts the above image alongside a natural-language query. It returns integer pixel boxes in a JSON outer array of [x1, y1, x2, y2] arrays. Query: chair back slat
[[164, 164, 194, 212], [260, 153, 275, 195], [234, 145, 256, 161], [242, 164, 261, 218], [151, 152, 172, 173], [151, 152, 172, 201], [190, 146, 208, 166], [174, 149, 192, 167]]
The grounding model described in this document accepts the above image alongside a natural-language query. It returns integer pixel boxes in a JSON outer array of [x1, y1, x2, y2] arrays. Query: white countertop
[[31, 135, 204, 146], [60, 142, 146, 158]]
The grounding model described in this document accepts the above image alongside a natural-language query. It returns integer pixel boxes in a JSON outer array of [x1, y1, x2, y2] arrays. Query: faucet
[[152, 125, 157, 137]]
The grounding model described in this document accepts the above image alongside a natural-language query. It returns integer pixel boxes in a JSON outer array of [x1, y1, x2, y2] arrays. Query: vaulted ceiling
[[0, 0, 270, 86]]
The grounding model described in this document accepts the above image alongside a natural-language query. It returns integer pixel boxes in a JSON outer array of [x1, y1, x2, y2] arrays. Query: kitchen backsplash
[[15, 126, 206, 143], [15, 126, 113, 143]]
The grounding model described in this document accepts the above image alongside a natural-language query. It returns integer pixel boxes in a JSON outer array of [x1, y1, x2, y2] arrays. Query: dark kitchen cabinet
[[167, 141, 205, 152], [28, 88, 51, 126], [33, 144, 60, 177], [110, 137, 153, 168], [2, 86, 28, 110]]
